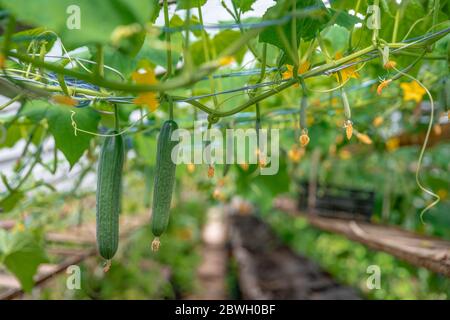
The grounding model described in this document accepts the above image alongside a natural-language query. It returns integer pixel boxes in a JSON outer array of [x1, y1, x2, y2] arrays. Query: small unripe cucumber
[[96, 131, 124, 260], [151, 120, 178, 250]]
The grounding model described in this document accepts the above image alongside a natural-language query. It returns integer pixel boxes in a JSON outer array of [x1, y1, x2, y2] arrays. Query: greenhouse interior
[[0, 0, 449, 306]]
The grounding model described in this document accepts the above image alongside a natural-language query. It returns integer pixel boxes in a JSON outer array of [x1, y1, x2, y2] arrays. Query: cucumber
[[96, 131, 124, 261], [151, 120, 178, 251]]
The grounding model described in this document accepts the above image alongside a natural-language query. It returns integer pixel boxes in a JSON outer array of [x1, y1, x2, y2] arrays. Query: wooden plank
[[274, 197, 450, 277], [0, 214, 148, 300], [0, 274, 21, 289]]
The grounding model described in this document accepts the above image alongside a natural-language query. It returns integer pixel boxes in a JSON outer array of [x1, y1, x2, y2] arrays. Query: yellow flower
[[133, 93, 159, 111], [400, 81, 426, 103], [282, 62, 310, 79], [356, 132, 372, 145], [288, 145, 303, 163], [373, 116, 384, 127], [377, 79, 391, 95], [282, 62, 310, 88], [334, 52, 359, 83], [383, 60, 397, 69], [219, 56, 234, 66], [282, 65, 294, 80], [131, 67, 159, 111], [298, 61, 310, 74], [207, 165, 215, 178], [52, 95, 77, 106], [386, 137, 400, 152]]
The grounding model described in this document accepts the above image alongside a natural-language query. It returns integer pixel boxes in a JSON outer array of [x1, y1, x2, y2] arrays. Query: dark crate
[[298, 182, 375, 221]]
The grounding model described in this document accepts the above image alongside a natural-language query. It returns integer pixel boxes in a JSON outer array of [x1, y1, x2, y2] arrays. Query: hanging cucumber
[[151, 120, 178, 251], [96, 131, 124, 264]]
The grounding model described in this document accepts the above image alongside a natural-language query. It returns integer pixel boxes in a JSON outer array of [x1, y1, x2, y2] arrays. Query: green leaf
[[139, 33, 183, 70], [20, 101, 100, 168], [232, 0, 256, 13], [0, 0, 157, 48], [0, 27, 57, 53], [177, 0, 207, 10], [259, 0, 330, 64], [0, 124, 21, 148], [190, 30, 247, 66], [0, 229, 48, 292], [329, 9, 361, 30], [0, 123, 46, 149], [322, 25, 350, 55], [0, 191, 24, 213]]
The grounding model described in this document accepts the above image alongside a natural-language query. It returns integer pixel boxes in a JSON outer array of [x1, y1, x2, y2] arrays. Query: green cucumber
[[151, 120, 178, 251], [96, 131, 124, 261]]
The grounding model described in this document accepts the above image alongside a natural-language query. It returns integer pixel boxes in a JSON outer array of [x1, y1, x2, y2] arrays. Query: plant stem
[[162, 0, 172, 81], [173, 78, 297, 117], [392, 8, 400, 43]]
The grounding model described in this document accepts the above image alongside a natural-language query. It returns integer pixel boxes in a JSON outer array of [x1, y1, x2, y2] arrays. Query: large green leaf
[[20, 101, 100, 168], [0, 0, 158, 48], [0, 229, 48, 292], [322, 25, 350, 55], [259, 0, 330, 64]]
